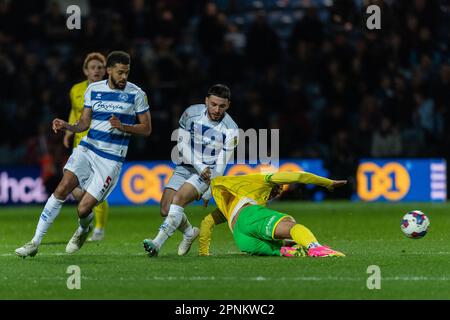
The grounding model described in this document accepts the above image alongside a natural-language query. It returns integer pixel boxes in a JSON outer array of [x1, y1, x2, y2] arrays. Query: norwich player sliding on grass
[[63, 52, 110, 241], [198, 171, 346, 257]]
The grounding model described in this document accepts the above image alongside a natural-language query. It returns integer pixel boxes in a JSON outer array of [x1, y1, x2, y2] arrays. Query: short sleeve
[[135, 90, 150, 114], [179, 109, 189, 130], [84, 85, 92, 108], [179, 105, 204, 130]]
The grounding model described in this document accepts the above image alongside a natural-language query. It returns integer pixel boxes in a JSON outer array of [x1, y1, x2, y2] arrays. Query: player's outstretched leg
[[15, 194, 65, 258], [143, 204, 184, 257], [173, 182, 202, 256], [15, 171, 78, 258], [144, 183, 199, 257]]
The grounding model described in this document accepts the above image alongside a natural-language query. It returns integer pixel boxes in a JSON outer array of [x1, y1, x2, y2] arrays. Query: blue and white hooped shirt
[[80, 80, 149, 163], [179, 104, 239, 167]]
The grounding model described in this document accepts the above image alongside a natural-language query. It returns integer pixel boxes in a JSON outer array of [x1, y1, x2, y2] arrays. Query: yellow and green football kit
[[199, 172, 334, 256]]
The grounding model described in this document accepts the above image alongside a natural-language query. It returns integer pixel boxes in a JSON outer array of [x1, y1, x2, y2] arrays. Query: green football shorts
[[233, 205, 292, 256]]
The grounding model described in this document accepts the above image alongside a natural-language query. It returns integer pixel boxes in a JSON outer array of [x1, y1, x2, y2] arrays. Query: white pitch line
[[0, 252, 146, 257], [3, 251, 450, 257], [4, 276, 450, 282]]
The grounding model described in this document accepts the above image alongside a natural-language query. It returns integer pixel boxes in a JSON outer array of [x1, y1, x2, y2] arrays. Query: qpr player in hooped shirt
[[143, 84, 239, 258], [15, 51, 152, 258]]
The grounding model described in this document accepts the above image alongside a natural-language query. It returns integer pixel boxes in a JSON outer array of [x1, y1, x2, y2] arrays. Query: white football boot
[[88, 228, 104, 242], [178, 227, 200, 256], [15, 241, 39, 258], [66, 224, 92, 254]]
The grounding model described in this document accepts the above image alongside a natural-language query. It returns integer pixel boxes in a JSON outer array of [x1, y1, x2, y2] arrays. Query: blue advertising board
[[108, 159, 328, 205], [0, 167, 48, 204], [1, 159, 447, 205], [357, 159, 447, 202]]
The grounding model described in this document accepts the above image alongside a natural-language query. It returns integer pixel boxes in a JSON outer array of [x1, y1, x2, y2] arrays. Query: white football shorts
[[165, 165, 210, 198], [64, 145, 122, 202]]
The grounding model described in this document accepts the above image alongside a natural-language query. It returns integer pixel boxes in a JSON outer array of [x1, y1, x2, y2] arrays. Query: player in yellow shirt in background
[[63, 52, 109, 241], [199, 171, 347, 257]]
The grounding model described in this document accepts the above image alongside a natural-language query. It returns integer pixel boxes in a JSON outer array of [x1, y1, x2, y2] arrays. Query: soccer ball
[[401, 210, 430, 239]]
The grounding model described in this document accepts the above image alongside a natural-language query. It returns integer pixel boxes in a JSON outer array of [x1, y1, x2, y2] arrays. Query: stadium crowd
[[0, 0, 449, 197]]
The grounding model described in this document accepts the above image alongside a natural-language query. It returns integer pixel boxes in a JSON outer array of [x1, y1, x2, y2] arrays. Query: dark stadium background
[[0, 0, 449, 199]]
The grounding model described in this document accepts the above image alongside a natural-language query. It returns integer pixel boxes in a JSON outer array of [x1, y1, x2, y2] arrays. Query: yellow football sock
[[289, 224, 318, 248], [94, 200, 109, 230], [199, 214, 215, 256]]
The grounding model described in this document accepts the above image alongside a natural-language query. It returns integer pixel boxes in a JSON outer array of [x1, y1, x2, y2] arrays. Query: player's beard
[[110, 77, 126, 90], [207, 109, 223, 122]]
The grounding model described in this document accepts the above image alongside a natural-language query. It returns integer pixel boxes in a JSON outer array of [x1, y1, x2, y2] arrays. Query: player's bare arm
[[109, 111, 152, 137], [330, 180, 347, 191], [63, 91, 76, 148], [63, 130, 74, 148], [62, 108, 75, 147], [52, 108, 92, 134]]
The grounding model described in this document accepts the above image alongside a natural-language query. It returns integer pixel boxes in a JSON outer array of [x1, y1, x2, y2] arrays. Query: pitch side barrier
[[0, 159, 446, 205]]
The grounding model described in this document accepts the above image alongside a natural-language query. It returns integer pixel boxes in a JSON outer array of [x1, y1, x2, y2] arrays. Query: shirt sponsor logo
[[93, 101, 126, 111]]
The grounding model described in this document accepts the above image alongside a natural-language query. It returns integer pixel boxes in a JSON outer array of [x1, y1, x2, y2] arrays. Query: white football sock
[[153, 204, 184, 248], [178, 213, 194, 238], [77, 212, 94, 234], [32, 194, 65, 245]]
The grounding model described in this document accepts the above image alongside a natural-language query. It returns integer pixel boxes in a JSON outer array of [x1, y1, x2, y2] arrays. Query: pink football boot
[[280, 246, 307, 257], [307, 245, 345, 257]]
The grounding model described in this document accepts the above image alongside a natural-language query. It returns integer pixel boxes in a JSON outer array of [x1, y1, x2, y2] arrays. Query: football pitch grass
[[1, 202, 450, 300]]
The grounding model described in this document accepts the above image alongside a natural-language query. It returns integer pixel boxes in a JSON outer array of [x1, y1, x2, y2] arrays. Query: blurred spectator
[[289, 7, 324, 50], [224, 23, 246, 54], [43, 1, 70, 45], [208, 39, 244, 85], [412, 90, 444, 152], [153, 9, 181, 42], [197, 2, 227, 57], [371, 117, 403, 157], [123, 0, 152, 40], [245, 10, 281, 71], [325, 129, 357, 199]]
